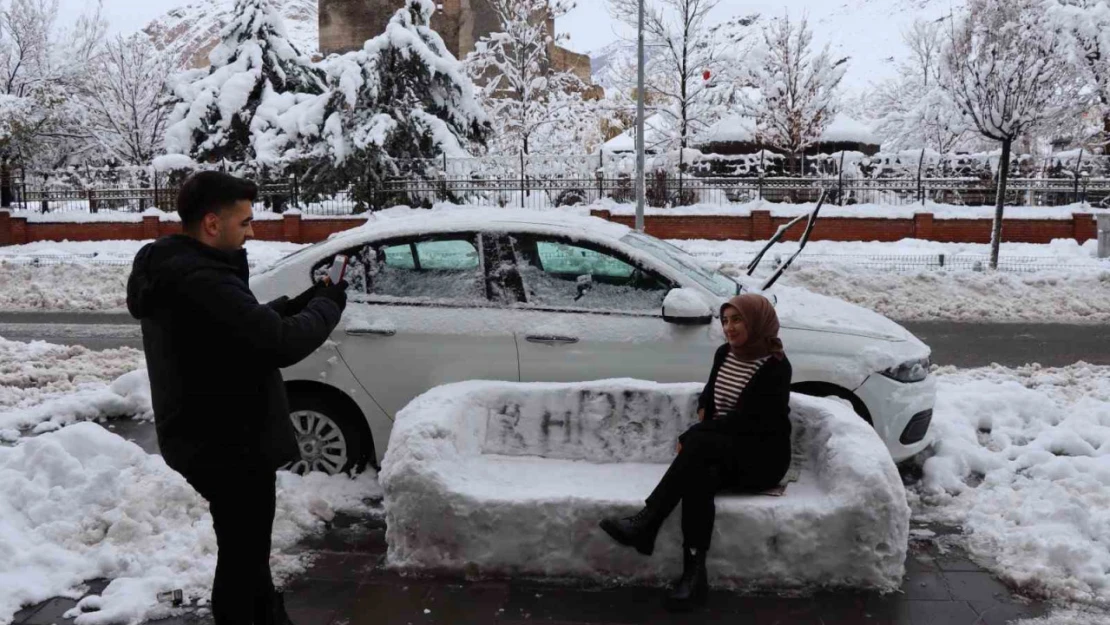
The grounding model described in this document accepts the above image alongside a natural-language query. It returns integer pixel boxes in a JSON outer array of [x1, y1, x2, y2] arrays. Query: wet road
[[0, 312, 1106, 368]]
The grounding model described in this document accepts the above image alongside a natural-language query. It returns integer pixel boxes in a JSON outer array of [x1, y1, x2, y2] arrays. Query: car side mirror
[[662, 288, 713, 325]]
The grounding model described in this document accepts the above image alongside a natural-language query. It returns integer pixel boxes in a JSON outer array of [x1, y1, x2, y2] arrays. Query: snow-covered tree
[[82, 34, 174, 165], [1046, 0, 1110, 147], [609, 0, 754, 152], [0, 0, 105, 168], [939, 0, 1072, 269], [294, 0, 490, 210], [465, 0, 596, 155], [874, 19, 969, 155], [745, 13, 846, 171], [163, 0, 325, 166]]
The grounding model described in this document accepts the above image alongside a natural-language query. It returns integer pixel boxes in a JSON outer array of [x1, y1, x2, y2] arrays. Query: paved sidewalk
[[13, 510, 1053, 625]]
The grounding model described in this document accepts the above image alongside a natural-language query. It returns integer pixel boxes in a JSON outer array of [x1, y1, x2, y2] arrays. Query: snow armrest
[[381, 380, 909, 591]]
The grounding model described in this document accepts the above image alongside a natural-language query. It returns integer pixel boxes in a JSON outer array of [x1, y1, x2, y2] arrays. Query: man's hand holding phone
[[324, 255, 349, 286]]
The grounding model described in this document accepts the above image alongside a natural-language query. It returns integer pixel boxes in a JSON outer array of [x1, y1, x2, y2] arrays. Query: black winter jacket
[[127, 235, 342, 474], [681, 345, 793, 486]]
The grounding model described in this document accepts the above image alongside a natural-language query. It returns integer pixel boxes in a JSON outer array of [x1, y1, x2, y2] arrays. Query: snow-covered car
[[249, 209, 936, 474]]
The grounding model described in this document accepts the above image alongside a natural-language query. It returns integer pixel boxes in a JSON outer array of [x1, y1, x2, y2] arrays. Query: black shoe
[[665, 547, 708, 612], [599, 507, 663, 556], [256, 591, 295, 625]]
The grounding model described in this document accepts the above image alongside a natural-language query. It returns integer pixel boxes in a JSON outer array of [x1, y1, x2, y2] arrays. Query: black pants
[[184, 465, 278, 625], [645, 430, 778, 552]]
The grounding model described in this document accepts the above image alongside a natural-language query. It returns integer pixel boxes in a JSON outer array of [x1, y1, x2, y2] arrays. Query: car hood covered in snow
[[765, 285, 916, 343]]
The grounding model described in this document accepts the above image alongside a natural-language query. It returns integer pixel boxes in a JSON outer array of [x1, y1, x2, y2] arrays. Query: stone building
[[319, 0, 595, 88]]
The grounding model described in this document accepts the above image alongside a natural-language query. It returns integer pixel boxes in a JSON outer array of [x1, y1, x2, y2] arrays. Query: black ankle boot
[[599, 506, 663, 556], [665, 547, 708, 612], [258, 591, 295, 625]]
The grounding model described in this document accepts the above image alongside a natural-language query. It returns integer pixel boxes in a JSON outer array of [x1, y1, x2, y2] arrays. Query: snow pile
[[0, 338, 146, 441], [913, 363, 1110, 607], [382, 380, 909, 591], [0, 240, 307, 312], [677, 238, 1110, 323], [770, 263, 1110, 323], [0, 421, 379, 625]]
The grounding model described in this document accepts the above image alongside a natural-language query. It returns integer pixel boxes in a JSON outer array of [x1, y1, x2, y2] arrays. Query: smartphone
[[327, 255, 349, 285]]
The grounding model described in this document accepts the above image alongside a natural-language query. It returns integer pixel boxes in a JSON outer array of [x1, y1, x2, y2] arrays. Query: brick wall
[[0, 210, 1098, 246], [590, 210, 1099, 245]]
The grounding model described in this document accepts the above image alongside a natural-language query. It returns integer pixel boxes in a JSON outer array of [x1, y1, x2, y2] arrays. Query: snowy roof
[[820, 114, 880, 145], [694, 113, 878, 148], [696, 114, 758, 145], [325, 207, 634, 248], [602, 113, 669, 153]]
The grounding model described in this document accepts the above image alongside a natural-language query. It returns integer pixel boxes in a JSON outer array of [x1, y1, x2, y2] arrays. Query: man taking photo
[[127, 171, 348, 625]]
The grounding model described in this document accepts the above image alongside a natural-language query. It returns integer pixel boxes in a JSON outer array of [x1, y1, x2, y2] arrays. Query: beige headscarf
[[720, 294, 785, 361]]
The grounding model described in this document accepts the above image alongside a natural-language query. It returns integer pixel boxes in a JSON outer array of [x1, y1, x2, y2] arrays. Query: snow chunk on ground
[[0, 421, 380, 625], [912, 364, 1110, 607], [0, 338, 146, 435], [382, 380, 909, 591]]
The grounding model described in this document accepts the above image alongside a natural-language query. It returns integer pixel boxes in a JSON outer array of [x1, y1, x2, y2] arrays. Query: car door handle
[[346, 328, 397, 337], [525, 335, 579, 345]]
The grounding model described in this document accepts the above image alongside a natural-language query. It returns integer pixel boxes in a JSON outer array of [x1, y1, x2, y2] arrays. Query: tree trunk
[[989, 139, 1012, 270]]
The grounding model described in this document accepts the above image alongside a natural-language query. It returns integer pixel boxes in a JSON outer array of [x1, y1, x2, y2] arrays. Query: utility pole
[[634, 0, 646, 231]]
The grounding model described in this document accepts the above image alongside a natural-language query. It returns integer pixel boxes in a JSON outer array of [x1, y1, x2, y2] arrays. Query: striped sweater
[[713, 353, 770, 415]]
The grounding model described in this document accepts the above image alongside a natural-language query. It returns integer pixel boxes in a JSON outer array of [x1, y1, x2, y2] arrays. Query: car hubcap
[[285, 410, 349, 475]]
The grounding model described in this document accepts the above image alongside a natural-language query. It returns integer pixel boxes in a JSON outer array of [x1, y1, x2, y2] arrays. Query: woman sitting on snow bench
[[600, 293, 793, 612]]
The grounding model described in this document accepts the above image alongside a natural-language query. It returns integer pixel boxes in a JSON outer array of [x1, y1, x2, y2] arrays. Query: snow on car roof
[[330, 206, 634, 245]]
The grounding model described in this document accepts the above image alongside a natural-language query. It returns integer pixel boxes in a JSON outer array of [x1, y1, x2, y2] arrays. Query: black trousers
[[645, 430, 778, 551], [184, 465, 278, 625]]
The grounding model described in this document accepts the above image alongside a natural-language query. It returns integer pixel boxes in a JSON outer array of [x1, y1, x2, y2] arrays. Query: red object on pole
[[703, 69, 711, 81]]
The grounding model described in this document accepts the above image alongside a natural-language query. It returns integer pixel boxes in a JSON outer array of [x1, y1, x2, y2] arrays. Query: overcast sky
[[58, 0, 627, 54]]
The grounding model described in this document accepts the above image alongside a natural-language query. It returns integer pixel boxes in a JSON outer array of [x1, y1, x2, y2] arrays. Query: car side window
[[366, 235, 486, 304], [513, 235, 671, 312]]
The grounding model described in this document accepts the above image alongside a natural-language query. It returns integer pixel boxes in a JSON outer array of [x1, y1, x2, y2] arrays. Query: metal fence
[[3, 173, 1108, 216], [0, 248, 1100, 275]]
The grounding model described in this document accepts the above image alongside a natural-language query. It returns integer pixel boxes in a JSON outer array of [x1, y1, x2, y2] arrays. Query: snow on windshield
[[621, 233, 738, 298]]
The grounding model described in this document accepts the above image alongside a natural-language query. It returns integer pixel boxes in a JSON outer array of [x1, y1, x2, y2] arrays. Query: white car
[[250, 209, 935, 474]]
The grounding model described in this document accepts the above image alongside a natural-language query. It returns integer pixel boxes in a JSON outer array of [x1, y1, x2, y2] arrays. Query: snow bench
[[380, 380, 910, 591]]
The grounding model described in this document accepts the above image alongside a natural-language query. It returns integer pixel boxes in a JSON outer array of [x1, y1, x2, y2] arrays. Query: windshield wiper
[[746, 213, 808, 276], [760, 190, 826, 291]]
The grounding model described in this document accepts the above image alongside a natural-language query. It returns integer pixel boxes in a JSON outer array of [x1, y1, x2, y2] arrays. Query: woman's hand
[[698, 408, 705, 422], [676, 442, 682, 454]]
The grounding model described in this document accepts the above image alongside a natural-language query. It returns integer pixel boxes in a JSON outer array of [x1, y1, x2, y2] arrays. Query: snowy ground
[[685, 238, 1110, 324], [0, 236, 1106, 323], [1, 330, 1108, 620], [0, 337, 382, 625], [911, 363, 1110, 609]]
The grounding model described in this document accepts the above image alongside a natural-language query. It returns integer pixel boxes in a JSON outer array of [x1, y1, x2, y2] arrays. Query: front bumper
[[854, 372, 938, 463]]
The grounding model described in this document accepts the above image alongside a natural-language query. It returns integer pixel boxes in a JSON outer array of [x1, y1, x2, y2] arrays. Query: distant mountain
[[588, 0, 963, 95], [143, 0, 318, 69]]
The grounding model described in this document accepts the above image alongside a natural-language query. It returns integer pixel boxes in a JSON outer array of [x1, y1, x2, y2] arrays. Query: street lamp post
[[634, 0, 646, 231]]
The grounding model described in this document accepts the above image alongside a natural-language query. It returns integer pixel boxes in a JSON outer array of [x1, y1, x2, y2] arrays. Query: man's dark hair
[[177, 171, 259, 229]]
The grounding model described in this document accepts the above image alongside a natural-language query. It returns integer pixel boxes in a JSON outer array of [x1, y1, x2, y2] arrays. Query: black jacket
[[127, 235, 342, 474], [681, 345, 793, 485]]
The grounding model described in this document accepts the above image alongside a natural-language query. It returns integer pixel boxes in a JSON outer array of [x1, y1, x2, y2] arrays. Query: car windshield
[[621, 232, 740, 298]]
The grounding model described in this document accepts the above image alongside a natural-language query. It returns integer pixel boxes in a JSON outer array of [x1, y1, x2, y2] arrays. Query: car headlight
[[881, 357, 931, 383]]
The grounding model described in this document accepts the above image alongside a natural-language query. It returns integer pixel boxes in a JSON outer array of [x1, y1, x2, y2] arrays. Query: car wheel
[[284, 393, 369, 476]]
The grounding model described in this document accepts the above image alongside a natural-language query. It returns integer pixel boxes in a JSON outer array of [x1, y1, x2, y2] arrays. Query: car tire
[[285, 392, 370, 476], [792, 383, 872, 425]]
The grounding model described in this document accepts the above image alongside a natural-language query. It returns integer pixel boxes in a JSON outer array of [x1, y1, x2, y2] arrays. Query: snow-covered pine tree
[[163, 0, 325, 167], [465, 0, 595, 156], [938, 0, 1072, 270], [295, 0, 490, 210], [745, 13, 846, 174]]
